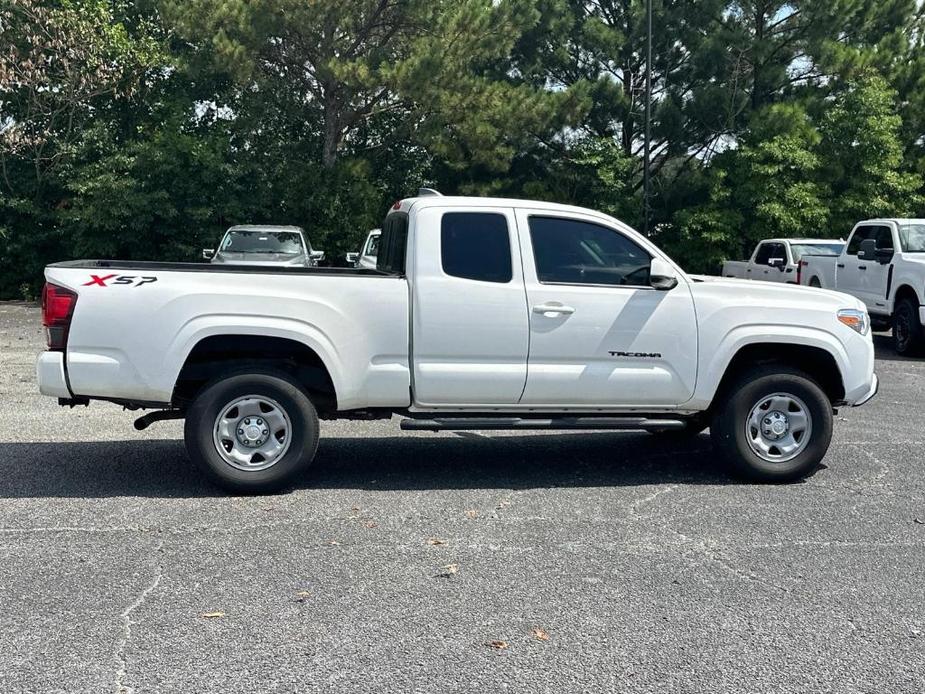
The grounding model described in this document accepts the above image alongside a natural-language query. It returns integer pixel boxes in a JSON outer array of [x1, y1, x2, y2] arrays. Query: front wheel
[[893, 298, 924, 356], [711, 366, 833, 482], [184, 371, 319, 493]]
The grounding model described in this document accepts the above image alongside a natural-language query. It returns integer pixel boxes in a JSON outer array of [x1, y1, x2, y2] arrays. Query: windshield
[[220, 230, 304, 255], [790, 243, 844, 260], [899, 224, 925, 252]]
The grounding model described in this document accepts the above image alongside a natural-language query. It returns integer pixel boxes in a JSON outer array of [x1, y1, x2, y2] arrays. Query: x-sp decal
[[82, 274, 158, 287]]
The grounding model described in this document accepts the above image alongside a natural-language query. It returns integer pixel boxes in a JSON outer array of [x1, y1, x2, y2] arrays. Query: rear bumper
[[36, 351, 71, 398]]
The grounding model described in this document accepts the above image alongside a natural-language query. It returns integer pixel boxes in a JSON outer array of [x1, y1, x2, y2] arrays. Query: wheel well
[[172, 335, 337, 412], [715, 343, 845, 405], [894, 284, 920, 311]]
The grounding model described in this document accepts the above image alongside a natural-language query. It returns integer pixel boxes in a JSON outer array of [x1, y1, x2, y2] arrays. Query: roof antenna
[[418, 188, 442, 197]]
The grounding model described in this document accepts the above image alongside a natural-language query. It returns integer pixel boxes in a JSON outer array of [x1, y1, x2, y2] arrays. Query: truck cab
[[800, 219, 925, 354], [723, 239, 844, 284]]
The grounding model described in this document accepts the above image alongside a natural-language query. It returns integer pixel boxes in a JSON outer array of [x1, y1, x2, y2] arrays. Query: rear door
[[410, 206, 530, 406], [515, 210, 698, 407]]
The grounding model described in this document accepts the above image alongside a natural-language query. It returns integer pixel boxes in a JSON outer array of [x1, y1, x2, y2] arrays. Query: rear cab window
[[440, 212, 512, 283]]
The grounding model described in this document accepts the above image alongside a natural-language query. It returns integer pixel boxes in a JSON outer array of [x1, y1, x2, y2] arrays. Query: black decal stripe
[[886, 264, 893, 300]]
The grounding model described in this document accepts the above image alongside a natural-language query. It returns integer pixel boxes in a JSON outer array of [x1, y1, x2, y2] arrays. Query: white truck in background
[[36, 193, 877, 493], [723, 239, 845, 284], [799, 219, 925, 355], [345, 228, 380, 269]]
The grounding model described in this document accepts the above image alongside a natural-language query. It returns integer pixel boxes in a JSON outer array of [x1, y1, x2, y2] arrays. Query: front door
[[515, 210, 698, 408], [839, 225, 874, 300], [858, 224, 894, 314], [410, 206, 530, 406]]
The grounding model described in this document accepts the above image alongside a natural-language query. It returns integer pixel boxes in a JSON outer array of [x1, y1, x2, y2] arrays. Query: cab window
[[529, 216, 652, 286]]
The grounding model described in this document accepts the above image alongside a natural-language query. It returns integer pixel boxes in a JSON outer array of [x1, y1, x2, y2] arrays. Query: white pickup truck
[[799, 219, 925, 355], [36, 193, 877, 492], [722, 238, 845, 283]]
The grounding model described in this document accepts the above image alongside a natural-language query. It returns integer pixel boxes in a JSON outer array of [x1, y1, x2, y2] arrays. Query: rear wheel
[[893, 298, 924, 356], [809, 277, 821, 288], [711, 366, 832, 482], [184, 371, 319, 493]]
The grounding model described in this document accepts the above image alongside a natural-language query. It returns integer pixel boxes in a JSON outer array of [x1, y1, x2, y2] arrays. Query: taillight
[[797, 260, 805, 285], [41, 282, 77, 351]]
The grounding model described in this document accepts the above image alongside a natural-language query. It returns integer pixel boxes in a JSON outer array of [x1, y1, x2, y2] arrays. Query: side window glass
[[529, 216, 652, 286], [874, 226, 894, 250], [847, 227, 872, 255], [753, 243, 772, 265], [441, 212, 512, 283]]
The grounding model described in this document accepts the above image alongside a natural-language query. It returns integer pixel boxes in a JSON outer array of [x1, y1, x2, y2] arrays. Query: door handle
[[836, 263, 845, 268], [533, 303, 575, 316], [858, 265, 867, 270]]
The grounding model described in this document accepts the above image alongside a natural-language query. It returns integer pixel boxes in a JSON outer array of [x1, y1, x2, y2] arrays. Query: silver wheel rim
[[212, 395, 292, 471], [745, 392, 812, 463]]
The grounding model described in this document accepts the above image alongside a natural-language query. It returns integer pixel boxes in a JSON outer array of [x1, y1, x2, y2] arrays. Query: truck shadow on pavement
[[0, 432, 750, 498]]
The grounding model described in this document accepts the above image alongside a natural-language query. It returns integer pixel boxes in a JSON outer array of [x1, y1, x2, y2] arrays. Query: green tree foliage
[[819, 75, 923, 235], [0, 0, 924, 297]]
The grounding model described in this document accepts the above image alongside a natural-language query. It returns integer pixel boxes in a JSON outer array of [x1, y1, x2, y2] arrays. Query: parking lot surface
[[0, 302, 923, 693]]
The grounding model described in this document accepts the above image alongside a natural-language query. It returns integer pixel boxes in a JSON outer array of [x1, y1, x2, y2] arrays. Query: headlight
[[837, 308, 869, 335]]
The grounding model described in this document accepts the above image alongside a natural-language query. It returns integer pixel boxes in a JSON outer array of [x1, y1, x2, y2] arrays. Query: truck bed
[[43, 261, 411, 409], [49, 259, 398, 276]]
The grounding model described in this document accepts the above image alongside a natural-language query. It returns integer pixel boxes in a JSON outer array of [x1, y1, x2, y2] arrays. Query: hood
[[212, 252, 311, 267], [689, 275, 865, 312]]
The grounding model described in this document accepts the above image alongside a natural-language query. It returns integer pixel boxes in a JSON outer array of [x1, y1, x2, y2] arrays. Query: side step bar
[[400, 417, 686, 432]]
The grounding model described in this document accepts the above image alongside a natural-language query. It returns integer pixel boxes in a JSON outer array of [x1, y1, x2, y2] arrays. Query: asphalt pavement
[[0, 302, 922, 693]]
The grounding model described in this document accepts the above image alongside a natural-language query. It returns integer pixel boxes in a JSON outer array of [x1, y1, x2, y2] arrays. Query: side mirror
[[310, 250, 325, 261], [857, 238, 877, 261], [345, 252, 359, 264], [202, 248, 215, 260], [649, 257, 679, 291], [768, 257, 785, 269], [875, 247, 894, 264]]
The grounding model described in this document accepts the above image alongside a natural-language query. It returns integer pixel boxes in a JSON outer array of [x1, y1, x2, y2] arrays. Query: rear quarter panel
[[46, 266, 411, 410]]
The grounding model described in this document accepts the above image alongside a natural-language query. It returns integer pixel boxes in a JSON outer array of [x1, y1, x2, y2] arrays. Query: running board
[[400, 417, 686, 432]]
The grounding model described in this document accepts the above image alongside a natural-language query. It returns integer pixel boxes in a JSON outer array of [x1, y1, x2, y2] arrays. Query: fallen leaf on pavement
[[427, 538, 447, 546], [464, 509, 478, 519], [327, 539, 341, 546], [914, 518, 924, 525], [365, 521, 378, 529], [487, 640, 508, 650], [436, 563, 459, 578], [531, 628, 550, 641], [294, 591, 311, 602], [201, 611, 224, 619]]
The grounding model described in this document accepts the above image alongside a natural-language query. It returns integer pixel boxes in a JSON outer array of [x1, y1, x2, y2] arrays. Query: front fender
[[688, 324, 853, 409]]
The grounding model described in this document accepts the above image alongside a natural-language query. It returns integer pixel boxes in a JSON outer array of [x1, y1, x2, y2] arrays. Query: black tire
[[893, 298, 924, 356], [711, 366, 833, 483], [184, 371, 319, 494], [809, 277, 821, 288]]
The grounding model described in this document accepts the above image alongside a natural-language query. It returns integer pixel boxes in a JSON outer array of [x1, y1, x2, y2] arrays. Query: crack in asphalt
[[113, 541, 163, 694], [670, 529, 790, 593]]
